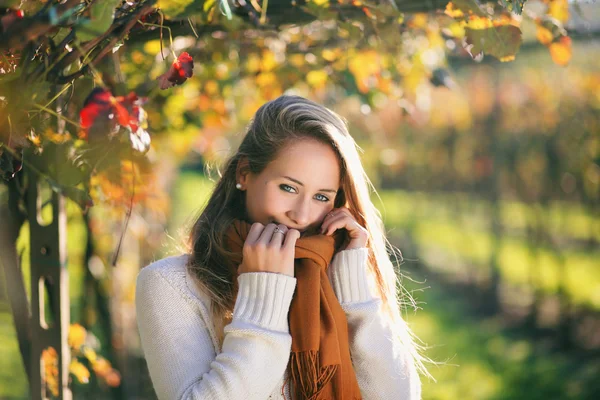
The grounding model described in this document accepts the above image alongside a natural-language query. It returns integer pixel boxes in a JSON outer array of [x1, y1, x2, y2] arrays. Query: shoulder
[[137, 254, 189, 287], [136, 254, 212, 310]]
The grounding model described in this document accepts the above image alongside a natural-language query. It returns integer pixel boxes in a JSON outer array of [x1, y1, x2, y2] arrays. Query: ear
[[235, 156, 251, 188]]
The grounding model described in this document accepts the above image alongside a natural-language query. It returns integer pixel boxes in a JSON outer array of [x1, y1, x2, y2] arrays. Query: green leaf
[[0, 0, 20, 7], [158, 0, 206, 19], [452, 0, 487, 17], [62, 185, 94, 211], [500, 0, 527, 15], [76, 0, 120, 42], [465, 25, 522, 61]]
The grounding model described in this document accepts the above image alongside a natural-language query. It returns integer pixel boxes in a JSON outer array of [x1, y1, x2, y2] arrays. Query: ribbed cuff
[[233, 272, 297, 332], [328, 248, 374, 304]]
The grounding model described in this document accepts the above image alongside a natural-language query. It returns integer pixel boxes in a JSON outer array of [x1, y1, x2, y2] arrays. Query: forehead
[[266, 139, 341, 188]]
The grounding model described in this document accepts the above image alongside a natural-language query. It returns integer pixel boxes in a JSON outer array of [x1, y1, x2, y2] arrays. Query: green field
[[378, 190, 600, 310]]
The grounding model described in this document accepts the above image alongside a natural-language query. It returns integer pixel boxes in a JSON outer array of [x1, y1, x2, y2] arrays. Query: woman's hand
[[320, 208, 369, 250], [239, 223, 301, 277]]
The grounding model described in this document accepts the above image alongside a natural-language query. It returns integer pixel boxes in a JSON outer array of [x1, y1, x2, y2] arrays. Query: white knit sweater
[[135, 248, 421, 400]]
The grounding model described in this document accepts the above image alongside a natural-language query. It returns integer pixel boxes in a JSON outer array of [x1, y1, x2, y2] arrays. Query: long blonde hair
[[187, 95, 427, 374]]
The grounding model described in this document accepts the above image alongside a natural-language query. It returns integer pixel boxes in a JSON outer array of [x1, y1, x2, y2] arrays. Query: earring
[[235, 183, 242, 190]]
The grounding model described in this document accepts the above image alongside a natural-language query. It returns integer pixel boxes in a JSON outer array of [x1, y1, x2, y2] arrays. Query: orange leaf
[[549, 36, 572, 66], [536, 25, 553, 46]]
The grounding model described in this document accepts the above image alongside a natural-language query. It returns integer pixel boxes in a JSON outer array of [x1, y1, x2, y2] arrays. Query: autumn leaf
[[79, 88, 150, 152], [69, 360, 91, 384], [450, 0, 487, 17], [500, 0, 527, 14], [158, 52, 194, 90], [548, 0, 569, 24], [465, 25, 522, 62], [536, 25, 553, 46], [79, 88, 130, 141], [68, 323, 87, 350], [119, 92, 151, 153], [549, 36, 572, 66], [41, 347, 59, 397]]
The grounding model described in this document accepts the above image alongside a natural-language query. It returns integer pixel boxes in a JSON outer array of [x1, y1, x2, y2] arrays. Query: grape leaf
[[157, 0, 206, 19], [451, 0, 487, 17], [76, 0, 120, 42], [465, 25, 522, 61], [500, 0, 527, 15]]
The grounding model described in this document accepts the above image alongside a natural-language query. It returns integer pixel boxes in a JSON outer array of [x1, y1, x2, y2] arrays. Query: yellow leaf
[[83, 347, 98, 363], [204, 80, 219, 96], [321, 48, 340, 62], [499, 55, 516, 62], [143, 40, 162, 56], [410, 13, 428, 28], [536, 25, 553, 46], [446, 22, 466, 38], [288, 54, 305, 68], [256, 72, 277, 87], [549, 36, 572, 66], [548, 0, 569, 24], [203, 0, 216, 12], [445, 3, 464, 18], [246, 53, 261, 73], [260, 49, 278, 72], [306, 70, 328, 89], [68, 323, 87, 350], [70, 360, 91, 384], [466, 15, 493, 30]]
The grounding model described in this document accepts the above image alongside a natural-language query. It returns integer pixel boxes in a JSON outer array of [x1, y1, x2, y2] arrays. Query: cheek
[[247, 184, 285, 219], [262, 186, 289, 214]]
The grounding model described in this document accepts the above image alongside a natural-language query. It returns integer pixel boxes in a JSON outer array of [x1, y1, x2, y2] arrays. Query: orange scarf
[[225, 220, 362, 400]]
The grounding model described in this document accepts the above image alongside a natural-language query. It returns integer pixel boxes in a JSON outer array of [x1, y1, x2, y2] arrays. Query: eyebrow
[[283, 176, 338, 194]]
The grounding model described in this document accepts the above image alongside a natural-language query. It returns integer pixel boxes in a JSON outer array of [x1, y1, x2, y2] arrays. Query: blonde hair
[[187, 95, 428, 375]]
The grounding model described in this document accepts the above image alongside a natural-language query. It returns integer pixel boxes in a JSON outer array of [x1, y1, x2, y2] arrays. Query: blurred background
[[1, 0, 599, 399]]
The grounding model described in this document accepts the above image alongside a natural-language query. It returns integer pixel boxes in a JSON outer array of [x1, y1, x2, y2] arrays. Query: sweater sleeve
[[327, 248, 422, 400], [136, 265, 297, 400]]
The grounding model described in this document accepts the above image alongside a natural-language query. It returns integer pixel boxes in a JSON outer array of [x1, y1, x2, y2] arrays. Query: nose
[[288, 196, 311, 227]]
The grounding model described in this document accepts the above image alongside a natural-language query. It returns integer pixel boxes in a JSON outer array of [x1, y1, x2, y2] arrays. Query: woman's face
[[239, 139, 341, 233]]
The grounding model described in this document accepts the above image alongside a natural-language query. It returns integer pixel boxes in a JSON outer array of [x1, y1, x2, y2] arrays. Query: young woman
[[136, 95, 425, 399]]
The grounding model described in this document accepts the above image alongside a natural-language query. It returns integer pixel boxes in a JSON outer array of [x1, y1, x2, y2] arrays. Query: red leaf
[[79, 88, 114, 139], [79, 88, 150, 151], [158, 52, 194, 90], [79, 88, 133, 141]]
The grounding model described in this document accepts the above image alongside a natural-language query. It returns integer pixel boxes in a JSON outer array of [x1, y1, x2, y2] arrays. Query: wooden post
[[28, 175, 72, 400]]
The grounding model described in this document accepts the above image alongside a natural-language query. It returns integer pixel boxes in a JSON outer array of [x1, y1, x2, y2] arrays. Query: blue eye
[[315, 194, 330, 202], [280, 183, 329, 202], [280, 184, 296, 193]]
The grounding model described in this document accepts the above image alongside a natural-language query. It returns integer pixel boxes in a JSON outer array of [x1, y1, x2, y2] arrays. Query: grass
[[408, 275, 600, 400], [378, 190, 600, 309]]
